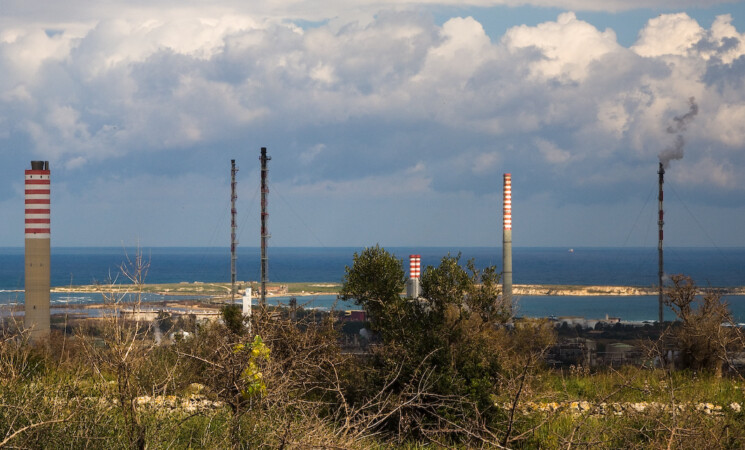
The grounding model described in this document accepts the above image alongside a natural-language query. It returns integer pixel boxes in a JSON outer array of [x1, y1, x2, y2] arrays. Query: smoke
[[659, 97, 698, 168]]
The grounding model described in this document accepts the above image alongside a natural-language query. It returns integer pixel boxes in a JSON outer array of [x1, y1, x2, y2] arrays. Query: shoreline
[[43, 282, 745, 297]]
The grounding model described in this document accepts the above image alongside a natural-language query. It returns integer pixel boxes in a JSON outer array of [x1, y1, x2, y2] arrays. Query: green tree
[[417, 254, 509, 408], [420, 254, 510, 324], [222, 303, 246, 336], [339, 245, 408, 339], [339, 248, 528, 443]]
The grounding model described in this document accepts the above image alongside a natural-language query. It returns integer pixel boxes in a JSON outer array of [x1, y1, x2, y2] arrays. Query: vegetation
[[2, 246, 745, 448], [659, 274, 745, 375]]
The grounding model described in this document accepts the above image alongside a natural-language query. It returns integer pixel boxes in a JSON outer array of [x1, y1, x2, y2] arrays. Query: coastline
[[48, 282, 745, 298]]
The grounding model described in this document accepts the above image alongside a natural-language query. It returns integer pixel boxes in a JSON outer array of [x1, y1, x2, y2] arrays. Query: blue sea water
[[1, 246, 744, 321]]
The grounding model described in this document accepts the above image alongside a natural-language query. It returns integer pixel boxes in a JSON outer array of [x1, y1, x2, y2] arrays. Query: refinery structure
[[17, 151, 681, 337]]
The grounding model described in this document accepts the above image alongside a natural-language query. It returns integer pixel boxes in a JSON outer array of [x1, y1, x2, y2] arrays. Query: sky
[[2, 0, 745, 248]]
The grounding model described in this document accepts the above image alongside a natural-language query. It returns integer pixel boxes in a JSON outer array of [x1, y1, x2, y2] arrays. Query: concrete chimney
[[406, 254, 421, 298], [25, 161, 51, 340], [242, 287, 252, 317], [503, 173, 513, 304]]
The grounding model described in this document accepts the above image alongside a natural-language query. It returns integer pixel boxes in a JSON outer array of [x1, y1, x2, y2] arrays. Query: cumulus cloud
[[503, 12, 621, 82], [1, 10, 742, 166], [2, 4, 745, 246], [632, 13, 705, 57], [674, 156, 737, 189]]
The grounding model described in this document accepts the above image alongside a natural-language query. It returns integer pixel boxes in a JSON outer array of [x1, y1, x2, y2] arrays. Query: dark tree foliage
[[421, 255, 510, 324], [339, 247, 520, 438], [339, 244, 407, 337], [156, 310, 174, 334], [221, 304, 245, 336]]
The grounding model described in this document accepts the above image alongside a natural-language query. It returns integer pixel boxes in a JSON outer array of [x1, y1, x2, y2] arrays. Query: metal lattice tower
[[260, 147, 271, 306], [658, 162, 665, 324], [231, 159, 238, 304]]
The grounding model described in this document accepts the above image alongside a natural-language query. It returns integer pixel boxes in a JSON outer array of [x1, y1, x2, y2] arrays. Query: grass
[[536, 367, 745, 405]]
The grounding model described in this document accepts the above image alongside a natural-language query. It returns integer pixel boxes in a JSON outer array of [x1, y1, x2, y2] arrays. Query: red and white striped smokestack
[[407, 254, 421, 298], [503, 174, 512, 231], [502, 174, 513, 304], [409, 254, 420, 279], [25, 165, 50, 238], [25, 161, 51, 341]]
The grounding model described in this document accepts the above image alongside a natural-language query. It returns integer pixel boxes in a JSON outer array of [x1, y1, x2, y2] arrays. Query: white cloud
[[1, 11, 741, 164], [709, 103, 745, 147], [674, 156, 738, 189], [413, 16, 493, 85], [2, 6, 745, 246], [503, 12, 621, 81], [707, 14, 745, 64], [632, 13, 704, 57]]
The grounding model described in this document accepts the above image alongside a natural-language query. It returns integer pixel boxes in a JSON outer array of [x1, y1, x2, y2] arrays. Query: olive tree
[[339, 247, 531, 444], [339, 244, 410, 341]]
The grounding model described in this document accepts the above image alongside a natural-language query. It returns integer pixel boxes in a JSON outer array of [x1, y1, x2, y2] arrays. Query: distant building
[[341, 310, 366, 322]]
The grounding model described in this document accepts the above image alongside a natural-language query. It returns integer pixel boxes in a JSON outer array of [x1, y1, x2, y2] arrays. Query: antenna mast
[[658, 162, 665, 323], [260, 147, 271, 306], [231, 159, 238, 304]]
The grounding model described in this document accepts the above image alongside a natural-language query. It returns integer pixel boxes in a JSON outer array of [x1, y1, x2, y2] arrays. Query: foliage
[[221, 303, 246, 335], [339, 248, 536, 444], [233, 335, 271, 399], [8, 247, 745, 448], [339, 244, 407, 335], [662, 274, 745, 374], [155, 310, 174, 334]]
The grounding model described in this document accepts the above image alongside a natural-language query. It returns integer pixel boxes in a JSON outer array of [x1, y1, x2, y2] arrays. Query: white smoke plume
[[659, 97, 698, 168]]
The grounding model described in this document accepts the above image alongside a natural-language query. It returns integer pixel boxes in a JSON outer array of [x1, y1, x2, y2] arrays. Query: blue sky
[[2, 0, 745, 248]]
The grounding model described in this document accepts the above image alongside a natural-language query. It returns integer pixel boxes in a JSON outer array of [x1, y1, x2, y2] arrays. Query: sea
[[1, 246, 744, 322]]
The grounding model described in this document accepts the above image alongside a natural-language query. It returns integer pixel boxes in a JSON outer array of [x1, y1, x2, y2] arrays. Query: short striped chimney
[[406, 254, 421, 298], [25, 161, 51, 340], [502, 173, 513, 304]]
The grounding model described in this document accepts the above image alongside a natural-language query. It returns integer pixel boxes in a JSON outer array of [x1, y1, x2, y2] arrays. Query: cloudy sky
[[3, 0, 745, 248]]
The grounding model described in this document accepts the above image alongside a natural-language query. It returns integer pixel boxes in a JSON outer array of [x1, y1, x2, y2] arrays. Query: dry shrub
[[662, 275, 745, 375]]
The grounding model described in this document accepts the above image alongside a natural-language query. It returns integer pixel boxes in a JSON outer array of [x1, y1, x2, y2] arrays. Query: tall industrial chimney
[[502, 173, 513, 304], [658, 163, 665, 323], [260, 147, 271, 306], [242, 287, 252, 317], [406, 254, 421, 298], [25, 161, 51, 340]]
